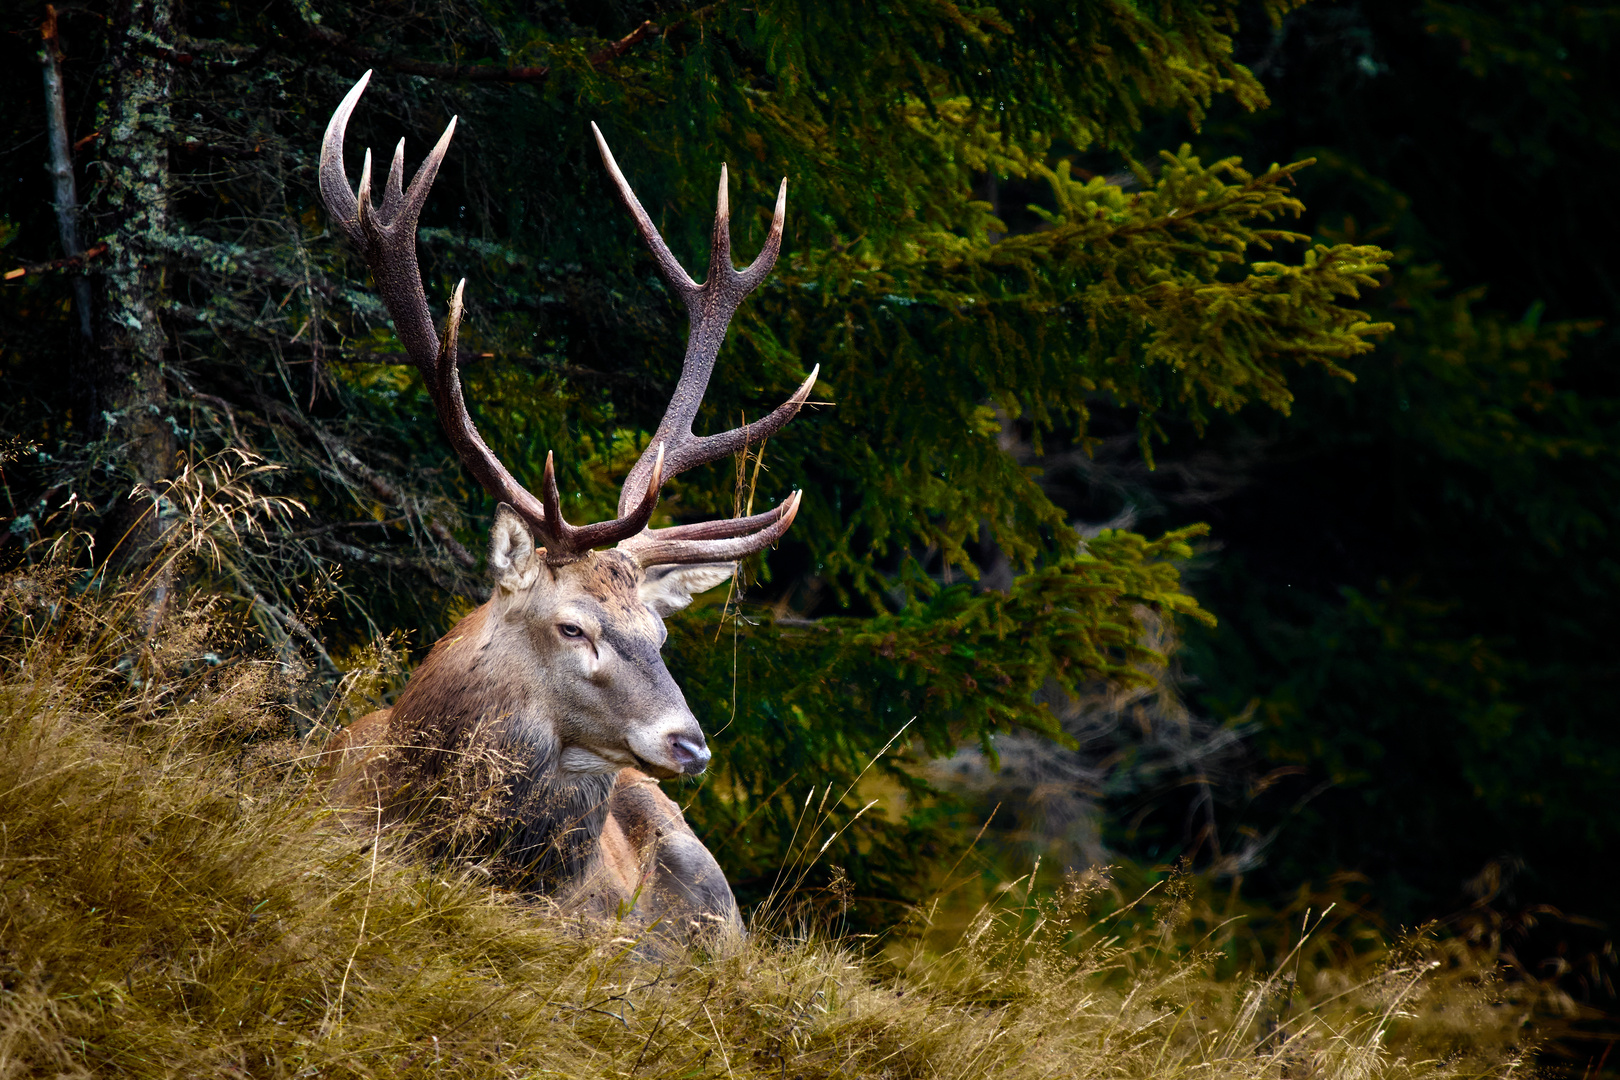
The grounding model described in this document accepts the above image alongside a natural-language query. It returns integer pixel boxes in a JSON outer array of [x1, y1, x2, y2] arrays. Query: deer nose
[[669, 733, 711, 775]]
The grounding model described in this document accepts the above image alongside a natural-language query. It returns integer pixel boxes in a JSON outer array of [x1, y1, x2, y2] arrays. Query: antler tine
[[430, 282, 551, 529], [734, 177, 787, 294], [435, 277, 465, 366], [625, 491, 803, 567], [642, 497, 794, 543], [681, 363, 818, 467], [708, 163, 732, 289], [319, 75, 550, 534], [591, 123, 699, 298], [355, 148, 374, 222], [380, 137, 407, 222], [401, 114, 457, 225], [535, 445, 666, 562], [616, 359, 818, 519], [586, 440, 665, 546], [318, 70, 370, 223]]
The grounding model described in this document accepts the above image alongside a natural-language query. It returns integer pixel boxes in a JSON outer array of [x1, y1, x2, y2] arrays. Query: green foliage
[[779, 145, 1387, 599], [1417, 1, 1620, 174], [1177, 249, 1619, 920], [667, 526, 1212, 905], [1119, 0, 1620, 942]]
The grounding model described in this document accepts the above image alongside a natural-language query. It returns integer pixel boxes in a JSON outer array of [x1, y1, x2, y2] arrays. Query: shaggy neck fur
[[383, 604, 614, 892]]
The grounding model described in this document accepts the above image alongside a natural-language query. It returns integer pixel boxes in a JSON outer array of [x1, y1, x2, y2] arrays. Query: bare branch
[[3, 242, 107, 282]]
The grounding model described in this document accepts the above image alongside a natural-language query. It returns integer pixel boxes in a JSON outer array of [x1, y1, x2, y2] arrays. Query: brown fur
[[320, 535, 742, 940]]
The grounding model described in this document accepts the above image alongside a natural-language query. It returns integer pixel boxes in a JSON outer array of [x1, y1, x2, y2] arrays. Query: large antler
[[591, 125, 815, 565], [318, 72, 810, 567]]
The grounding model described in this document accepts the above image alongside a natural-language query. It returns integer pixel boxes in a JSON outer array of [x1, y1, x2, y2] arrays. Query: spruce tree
[[1092, 0, 1620, 942]]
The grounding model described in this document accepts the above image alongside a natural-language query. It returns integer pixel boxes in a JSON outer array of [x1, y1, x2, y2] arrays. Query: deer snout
[[669, 732, 711, 775], [629, 717, 712, 778]]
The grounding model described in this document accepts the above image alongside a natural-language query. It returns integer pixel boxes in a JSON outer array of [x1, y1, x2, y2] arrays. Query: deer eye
[[558, 623, 585, 639]]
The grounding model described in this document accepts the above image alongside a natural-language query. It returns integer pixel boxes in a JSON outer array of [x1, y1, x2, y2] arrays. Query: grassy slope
[[0, 572, 1532, 1079]]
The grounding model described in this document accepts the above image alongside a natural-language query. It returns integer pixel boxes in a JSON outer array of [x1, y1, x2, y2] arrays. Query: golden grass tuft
[[0, 553, 1536, 1078]]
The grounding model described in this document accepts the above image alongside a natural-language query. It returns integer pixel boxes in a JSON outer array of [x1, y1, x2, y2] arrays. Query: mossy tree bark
[[95, 0, 178, 626]]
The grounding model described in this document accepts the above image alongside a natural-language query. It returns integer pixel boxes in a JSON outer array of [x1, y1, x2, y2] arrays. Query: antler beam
[[320, 71, 556, 534], [592, 125, 818, 528]]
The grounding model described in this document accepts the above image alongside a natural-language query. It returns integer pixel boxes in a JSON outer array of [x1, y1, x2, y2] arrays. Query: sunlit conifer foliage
[[1095, 1, 1620, 951]]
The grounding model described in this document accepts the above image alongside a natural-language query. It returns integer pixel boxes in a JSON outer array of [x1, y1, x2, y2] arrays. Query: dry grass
[[0, 511, 1538, 1078]]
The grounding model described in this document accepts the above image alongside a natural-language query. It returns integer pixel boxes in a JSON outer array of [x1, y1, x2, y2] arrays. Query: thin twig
[[2, 243, 107, 282]]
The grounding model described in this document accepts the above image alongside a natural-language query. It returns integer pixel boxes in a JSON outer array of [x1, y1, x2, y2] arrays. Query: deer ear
[[489, 504, 540, 592], [639, 562, 735, 618]]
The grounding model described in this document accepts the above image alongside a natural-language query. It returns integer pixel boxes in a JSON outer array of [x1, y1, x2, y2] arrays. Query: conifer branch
[[303, 19, 655, 85]]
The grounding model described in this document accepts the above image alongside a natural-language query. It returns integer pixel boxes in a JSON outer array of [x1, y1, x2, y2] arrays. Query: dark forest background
[[0, 0, 1615, 1027]]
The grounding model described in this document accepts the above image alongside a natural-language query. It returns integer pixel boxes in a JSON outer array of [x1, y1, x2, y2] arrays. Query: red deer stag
[[317, 72, 815, 939]]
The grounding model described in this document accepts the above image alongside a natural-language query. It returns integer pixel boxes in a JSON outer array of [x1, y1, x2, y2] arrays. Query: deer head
[[318, 71, 815, 785]]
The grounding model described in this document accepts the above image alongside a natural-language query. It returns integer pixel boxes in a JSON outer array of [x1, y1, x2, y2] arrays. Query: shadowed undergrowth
[[0, 563, 1534, 1079]]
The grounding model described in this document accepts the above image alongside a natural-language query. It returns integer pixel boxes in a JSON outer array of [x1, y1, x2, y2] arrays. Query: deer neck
[[385, 603, 615, 888], [389, 604, 555, 765]]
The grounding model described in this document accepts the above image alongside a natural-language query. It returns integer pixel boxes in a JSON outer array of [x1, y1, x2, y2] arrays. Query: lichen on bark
[[94, 0, 179, 627]]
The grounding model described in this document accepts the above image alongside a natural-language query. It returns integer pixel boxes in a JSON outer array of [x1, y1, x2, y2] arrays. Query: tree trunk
[[95, 0, 178, 627], [39, 5, 93, 346]]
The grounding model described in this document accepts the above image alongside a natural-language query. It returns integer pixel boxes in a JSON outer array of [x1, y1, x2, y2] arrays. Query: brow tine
[[644, 498, 791, 542], [628, 491, 802, 567]]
